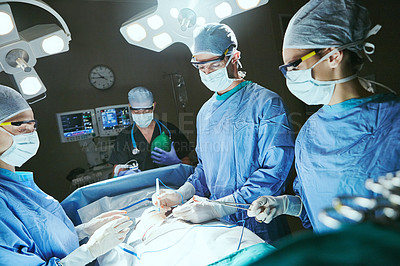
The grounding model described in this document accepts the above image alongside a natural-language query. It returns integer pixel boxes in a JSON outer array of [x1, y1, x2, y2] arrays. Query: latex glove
[[117, 168, 141, 177], [87, 216, 132, 258], [172, 195, 237, 224], [60, 217, 133, 266], [247, 195, 302, 224], [152, 182, 195, 209], [151, 142, 181, 165], [75, 210, 128, 240]]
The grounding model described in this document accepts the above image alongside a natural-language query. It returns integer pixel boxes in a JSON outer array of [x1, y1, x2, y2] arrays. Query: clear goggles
[[191, 47, 232, 71]]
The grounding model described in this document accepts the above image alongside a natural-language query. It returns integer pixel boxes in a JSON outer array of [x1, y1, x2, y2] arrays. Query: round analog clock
[[89, 65, 115, 90]]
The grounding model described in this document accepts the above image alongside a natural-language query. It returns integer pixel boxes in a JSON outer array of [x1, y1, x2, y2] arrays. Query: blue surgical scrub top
[[294, 93, 400, 232], [0, 169, 79, 265], [188, 81, 295, 243]]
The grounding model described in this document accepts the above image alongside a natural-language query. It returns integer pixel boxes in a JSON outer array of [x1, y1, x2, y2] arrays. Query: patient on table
[[95, 204, 264, 265]]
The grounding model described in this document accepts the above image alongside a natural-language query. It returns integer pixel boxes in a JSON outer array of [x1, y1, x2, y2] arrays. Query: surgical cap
[[0, 85, 31, 124], [128, 87, 154, 109], [192, 23, 238, 56], [283, 0, 371, 52]]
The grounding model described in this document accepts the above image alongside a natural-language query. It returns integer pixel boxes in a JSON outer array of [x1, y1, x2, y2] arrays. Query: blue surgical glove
[[151, 141, 181, 165]]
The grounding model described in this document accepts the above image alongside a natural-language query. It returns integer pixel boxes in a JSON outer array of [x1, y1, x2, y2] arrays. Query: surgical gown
[[188, 81, 295, 243], [0, 169, 79, 265], [294, 93, 400, 232]]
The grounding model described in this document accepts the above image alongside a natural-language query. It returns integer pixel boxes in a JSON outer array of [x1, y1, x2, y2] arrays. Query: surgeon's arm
[[186, 149, 210, 198], [233, 97, 295, 206], [293, 176, 312, 230], [0, 198, 67, 266]]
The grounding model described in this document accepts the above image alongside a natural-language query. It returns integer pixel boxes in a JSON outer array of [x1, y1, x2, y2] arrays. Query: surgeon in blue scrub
[[0, 85, 133, 265], [153, 23, 295, 243], [248, 0, 400, 233]]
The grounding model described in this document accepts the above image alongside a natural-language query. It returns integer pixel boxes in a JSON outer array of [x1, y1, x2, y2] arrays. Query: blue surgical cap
[[128, 87, 154, 109], [283, 0, 371, 52], [0, 85, 31, 124], [192, 23, 237, 56]]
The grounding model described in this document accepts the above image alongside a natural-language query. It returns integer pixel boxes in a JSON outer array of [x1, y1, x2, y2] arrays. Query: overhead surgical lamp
[[0, 0, 71, 103], [120, 0, 269, 52]]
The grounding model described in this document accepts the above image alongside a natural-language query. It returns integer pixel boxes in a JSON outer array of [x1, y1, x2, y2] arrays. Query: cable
[[157, 178, 184, 204], [121, 222, 242, 260], [236, 220, 246, 251], [120, 198, 152, 211]]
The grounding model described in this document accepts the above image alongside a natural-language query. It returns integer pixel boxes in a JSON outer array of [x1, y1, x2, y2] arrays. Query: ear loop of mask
[[308, 24, 395, 95], [235, 52, 246, 79], [311, 24, 382, 69], [225, 51, 243, 81]]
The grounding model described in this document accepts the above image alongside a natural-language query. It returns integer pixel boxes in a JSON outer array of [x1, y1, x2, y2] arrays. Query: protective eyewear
[[130, 105, 154, 114], [279, 50, 320, 78], [0, 119, 38, 129], [191, 47, 231, 71]]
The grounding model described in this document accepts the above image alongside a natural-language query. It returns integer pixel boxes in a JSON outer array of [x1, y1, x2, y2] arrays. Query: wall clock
[[89, 65, 115, 90]]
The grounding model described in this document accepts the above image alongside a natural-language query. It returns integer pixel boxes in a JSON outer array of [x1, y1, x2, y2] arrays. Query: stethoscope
[[131, 119, 171, 155]]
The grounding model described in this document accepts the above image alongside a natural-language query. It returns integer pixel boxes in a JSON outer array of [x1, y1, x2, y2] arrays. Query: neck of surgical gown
[[188, 81, 294, 243], [294, 93, 400, 232], [0, 169, 79, 265]]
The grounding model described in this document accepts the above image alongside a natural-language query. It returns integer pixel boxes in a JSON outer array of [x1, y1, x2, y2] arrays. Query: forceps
[[205, 199, 251, 210]]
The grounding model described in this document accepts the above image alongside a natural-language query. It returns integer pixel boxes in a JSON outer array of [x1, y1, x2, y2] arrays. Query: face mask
[[199, 55, 238, 92], [132, 113, 153, 128], [0, 128, 40, 167], [286, 48, 358, 105]]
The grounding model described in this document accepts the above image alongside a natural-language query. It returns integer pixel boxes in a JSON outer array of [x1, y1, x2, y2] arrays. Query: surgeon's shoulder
[[245, 82, 287, 110]]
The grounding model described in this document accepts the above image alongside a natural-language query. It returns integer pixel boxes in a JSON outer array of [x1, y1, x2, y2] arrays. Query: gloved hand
[[75, 210, 128, 240], [117, 168, 141, 177], [152, 182, 195, 209], [247, 195, 302, 224], [86, 216, 132, 258], [60, 216, 133, 266], [172, 195, 237, 224], [151, 142, 181, 165]]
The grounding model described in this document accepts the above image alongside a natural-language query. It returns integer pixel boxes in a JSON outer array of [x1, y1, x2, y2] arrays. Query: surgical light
[[20, 76, 42, 95], [41, 35, 64, 54], [0, 11, 14, 35], [170, 8, 179, 19], [0, 1, 71, 103], [147, 15, 164, 30], [237, 0, 261, 10], [127, 23, 147, 42], [215, 2, 233, 19], [153, 33, 172, 49], [120, 0, 269, 52]]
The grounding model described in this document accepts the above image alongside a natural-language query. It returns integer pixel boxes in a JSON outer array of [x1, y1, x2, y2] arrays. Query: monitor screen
[[95, 104, 132, 137], [56, 109, 98, 143]]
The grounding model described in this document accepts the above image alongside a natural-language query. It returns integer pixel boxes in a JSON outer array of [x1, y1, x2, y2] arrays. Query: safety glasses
[[279, 50, 320, 78], [130, 105, 154, 114], [191, 47, 231, 71], [0, 119, 38, 129]]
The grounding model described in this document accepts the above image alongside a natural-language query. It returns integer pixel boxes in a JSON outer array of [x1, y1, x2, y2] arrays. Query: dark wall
[[1, 0, 399, 233]]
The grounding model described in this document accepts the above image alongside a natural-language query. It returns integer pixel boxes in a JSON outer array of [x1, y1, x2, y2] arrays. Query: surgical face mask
[[199, 55, 238, 92], [132, 113, 153, 128], [286, 48, 357, 105], [0, 128, 40, 167]]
